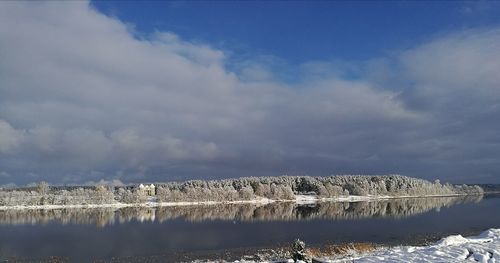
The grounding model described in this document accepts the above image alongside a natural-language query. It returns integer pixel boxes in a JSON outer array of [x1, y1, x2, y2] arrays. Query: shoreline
[[324, 228, 500, 263], [203, 228, 500, 263], [0, 193, 478, 211]]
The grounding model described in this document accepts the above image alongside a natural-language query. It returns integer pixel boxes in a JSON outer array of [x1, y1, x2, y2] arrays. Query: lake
[[1, 194, 499, 262]]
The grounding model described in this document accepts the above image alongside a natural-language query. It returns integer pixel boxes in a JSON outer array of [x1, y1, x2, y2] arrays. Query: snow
[[294, 194, 466, 205], [0, 197, 276, 210], [293, 194, 386, 204], [323, 228, 500, 263], [227, 229, 500, 263], [0, 193, 470, 211]]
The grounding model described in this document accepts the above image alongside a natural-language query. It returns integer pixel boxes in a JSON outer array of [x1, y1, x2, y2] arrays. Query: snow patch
[[324, 228, 500, 263], [0, 193, 473, 211], [435, 234, 469, 246]]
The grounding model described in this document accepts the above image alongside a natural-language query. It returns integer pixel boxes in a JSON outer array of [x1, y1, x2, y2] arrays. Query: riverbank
[[1, 196, 498, 262], [0, 193, 476, 210], [195, 228, 500, 262], [324, 228, 500, 263]]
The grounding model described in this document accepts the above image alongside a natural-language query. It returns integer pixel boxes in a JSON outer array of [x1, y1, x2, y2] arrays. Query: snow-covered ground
[[294, 193, 467, 204], [321, 228, 500, 263], [0, 197, 275, 210], [0, 193, 470, 210], [227, 229, 500, 263]]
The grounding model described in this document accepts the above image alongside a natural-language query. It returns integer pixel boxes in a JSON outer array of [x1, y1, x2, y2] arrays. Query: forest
[[0, 175, 484, 207]]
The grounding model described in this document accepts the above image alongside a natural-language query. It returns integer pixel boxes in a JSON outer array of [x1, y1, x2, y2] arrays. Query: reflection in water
[[0, 196, 483, 227]]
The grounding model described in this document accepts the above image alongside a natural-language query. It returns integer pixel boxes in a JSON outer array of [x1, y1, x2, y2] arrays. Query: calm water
[[1, 195, 499, 262]]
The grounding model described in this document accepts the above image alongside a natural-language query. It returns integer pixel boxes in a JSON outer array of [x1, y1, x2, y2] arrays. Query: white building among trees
[[138, 184, 156, 196]]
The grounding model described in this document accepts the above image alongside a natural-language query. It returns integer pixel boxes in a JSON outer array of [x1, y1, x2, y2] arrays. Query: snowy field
[[290, 229, 500, 263], [326, 228, 500, 263]]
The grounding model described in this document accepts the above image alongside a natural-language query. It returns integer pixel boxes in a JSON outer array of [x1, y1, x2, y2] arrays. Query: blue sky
[[1, 1, 500, 185], [92, 1, 500, 65]]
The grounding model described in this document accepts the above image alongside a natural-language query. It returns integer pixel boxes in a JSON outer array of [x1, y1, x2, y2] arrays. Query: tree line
[[0, 175, 484, 206]]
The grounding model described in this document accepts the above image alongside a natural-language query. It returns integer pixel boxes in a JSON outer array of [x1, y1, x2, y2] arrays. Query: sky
[[1, 1, 500, 186]]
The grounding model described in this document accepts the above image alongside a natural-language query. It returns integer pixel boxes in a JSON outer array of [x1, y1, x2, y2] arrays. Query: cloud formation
[[0, 2, 499, 184]]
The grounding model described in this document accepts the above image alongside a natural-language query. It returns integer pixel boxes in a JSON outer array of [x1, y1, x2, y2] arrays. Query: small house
[[138, 184, 156, 196]]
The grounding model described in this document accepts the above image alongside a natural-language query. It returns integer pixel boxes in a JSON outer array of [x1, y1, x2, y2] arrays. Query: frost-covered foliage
[[476, 184, 500, 193], [0, 184, 116, 206], [155, 177, 295, 202], [0, 175, 483, 206], [154, 175, 483, 202]]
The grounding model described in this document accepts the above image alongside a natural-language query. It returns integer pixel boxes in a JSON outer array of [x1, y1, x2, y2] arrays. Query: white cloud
[[401, 28, 500, 95], [85, 178, 125, 187], [0, 1, 499, 184], [0, 120, 24, 153]]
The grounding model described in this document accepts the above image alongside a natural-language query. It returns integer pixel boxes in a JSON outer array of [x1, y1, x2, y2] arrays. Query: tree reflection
[[0, 196, 482, 227]]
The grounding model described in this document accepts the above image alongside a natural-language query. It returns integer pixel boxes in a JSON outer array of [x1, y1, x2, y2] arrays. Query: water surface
[[1, 195, 499, 262]]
